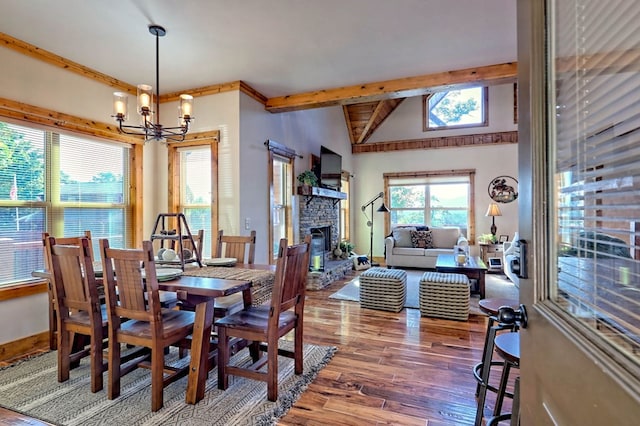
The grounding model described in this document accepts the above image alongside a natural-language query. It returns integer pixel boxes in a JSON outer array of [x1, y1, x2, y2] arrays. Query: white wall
[[352, 84, 519, 259], [238, 93, 352, 263], [0, 294, 49, 345], [0, 48, 123, 344], [153, 91, 242, 247]]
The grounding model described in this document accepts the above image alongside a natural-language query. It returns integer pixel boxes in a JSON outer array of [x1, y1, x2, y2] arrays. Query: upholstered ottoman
[[419, 272, 470, 320], [359, 267, 407, 312]]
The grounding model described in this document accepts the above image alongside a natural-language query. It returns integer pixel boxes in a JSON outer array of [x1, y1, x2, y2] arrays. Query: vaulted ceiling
[[0, 0, 518, 146]]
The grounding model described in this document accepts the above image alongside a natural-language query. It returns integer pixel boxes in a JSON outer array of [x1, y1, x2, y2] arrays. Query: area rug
[[0, 342, 336, 426], [329, 270, 518, 315]]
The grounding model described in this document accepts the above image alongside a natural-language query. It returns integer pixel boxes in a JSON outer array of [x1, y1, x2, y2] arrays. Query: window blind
[[0, 122, 46, 285], [179, 146, 212, 258], [0, 120, 132, 286], [551, 0, 640, 361]]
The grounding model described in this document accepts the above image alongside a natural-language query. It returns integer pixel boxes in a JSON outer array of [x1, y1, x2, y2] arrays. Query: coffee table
[[435, 254, 488, 299]]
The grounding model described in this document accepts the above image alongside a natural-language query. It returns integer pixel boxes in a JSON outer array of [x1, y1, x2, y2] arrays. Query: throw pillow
[[353, 255, 371, 271], [392, 227, 416, 247], [411, 230, 433, 248]]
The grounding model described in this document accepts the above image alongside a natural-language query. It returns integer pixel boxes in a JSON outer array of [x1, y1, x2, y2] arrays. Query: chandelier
[[112, 25, 193, 142]]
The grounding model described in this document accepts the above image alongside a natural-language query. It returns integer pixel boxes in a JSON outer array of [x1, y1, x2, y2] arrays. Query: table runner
[[182, 266, 275, 305]]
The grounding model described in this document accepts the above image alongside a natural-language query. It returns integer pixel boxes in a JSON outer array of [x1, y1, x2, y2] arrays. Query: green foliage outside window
[[389, 182, 469, 229], [425, 86, 487, 130], [0, 122, 44, 202]]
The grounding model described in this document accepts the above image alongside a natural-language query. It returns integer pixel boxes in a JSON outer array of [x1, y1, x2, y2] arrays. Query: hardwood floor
[[280, 273, 510, 425], [0, 272, 513, 425]]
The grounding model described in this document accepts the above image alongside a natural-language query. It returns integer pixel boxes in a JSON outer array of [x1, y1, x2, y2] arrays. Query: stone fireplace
[[297, 190, 353, 290], [298, 197, 339, 252]]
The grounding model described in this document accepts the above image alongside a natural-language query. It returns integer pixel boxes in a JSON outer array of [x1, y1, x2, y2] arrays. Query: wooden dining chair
[[42, 231, 94, 350], [213, 230, 257, 317], [182, 228, 204, 263], [216, 229, 256, 264], [99, 239, 196, 412], [216, 235, 311, 401], [46, 236, 106, 393], [176, 229, 251, 360]]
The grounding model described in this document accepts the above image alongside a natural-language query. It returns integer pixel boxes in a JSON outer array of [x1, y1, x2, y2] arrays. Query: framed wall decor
[[488, 175, 519, 203]]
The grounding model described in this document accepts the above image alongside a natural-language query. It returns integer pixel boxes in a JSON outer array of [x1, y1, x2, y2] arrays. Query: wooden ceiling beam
[[343, 98, 405, 145], [356, 101, 385, 144], [352, 131, 518, 154], [0, 31, 138, 95], [265, 62, 517, 113], [0, 96, 143, 144], [0, 33, 269, 105], [342, 106, 356, 145]]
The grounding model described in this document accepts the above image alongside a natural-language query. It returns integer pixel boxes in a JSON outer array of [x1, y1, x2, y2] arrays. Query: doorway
[[518, 0, 640, 423]]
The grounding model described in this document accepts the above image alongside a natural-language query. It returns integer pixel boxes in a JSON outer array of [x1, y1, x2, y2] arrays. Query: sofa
[[503, 232, 520, 286], [384, 226, 469, 269]]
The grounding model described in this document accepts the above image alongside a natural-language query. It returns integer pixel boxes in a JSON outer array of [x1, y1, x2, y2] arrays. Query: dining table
[[33, 261, 276, 405], [157, 275, 252, 404]]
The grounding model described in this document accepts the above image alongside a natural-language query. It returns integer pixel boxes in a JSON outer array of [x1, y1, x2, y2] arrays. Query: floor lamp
[[361, 192, 390, 267]]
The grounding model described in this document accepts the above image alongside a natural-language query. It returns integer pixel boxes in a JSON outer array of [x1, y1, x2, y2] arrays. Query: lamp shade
[[377, 202, 390, 213], [485, 203, 502, 217]]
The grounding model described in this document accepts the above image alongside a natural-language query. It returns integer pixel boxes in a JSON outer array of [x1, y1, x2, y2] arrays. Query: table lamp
[[485, 202, 502, 236]]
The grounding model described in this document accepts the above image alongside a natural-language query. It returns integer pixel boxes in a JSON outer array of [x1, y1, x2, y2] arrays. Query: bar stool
[[473, 299, 521, 426], [487, 332, 520, 424], [474, 300, 518, 392]]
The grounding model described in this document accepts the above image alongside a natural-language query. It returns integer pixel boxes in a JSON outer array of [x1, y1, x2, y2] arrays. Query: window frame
[[0, 119, 137, 288], [167, 136, 219, 258], [340, 170, 351, 242], [422, 86, 489, 132], [383, 169, 476, 244]]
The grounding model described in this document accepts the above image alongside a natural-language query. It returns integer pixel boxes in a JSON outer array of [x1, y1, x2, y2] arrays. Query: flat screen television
[[320, 146, 342, 190]]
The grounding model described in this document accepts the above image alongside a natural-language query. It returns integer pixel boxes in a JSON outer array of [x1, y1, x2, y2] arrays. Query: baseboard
[[0, 331, 49, 362]]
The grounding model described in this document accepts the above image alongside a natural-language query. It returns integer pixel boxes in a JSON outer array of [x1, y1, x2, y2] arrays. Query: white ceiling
[[0, 0, 517, 99]]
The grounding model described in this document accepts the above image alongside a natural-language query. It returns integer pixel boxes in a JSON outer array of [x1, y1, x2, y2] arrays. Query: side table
[[479, 243, 504, 272]]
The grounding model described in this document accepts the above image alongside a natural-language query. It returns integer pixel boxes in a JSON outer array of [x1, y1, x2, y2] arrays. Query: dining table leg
[[185, 297, 214, 404]]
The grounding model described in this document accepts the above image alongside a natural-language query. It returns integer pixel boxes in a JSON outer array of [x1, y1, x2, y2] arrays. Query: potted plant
[[478, 233, 498, 244], [297, 170, 318, 195], [297, 170, 318, 187], [339, 240, 355, 258]]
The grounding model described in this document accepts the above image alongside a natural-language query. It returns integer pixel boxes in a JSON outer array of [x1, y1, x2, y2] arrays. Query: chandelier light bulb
[[112, 92, 128, 120]]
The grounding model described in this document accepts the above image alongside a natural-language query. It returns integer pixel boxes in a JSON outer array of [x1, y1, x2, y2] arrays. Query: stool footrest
[[473, 361, 508, 394]]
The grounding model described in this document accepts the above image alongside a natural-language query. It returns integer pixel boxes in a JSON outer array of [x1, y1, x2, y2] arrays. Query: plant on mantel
[[297, 170, 318, 187], [297, 170, 319, 196]]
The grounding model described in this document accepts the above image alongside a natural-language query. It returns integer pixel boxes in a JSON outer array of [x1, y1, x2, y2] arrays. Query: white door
[[518, 0, 640, 424]]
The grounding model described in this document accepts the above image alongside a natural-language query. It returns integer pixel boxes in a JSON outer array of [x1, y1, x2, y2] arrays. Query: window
[[339, 171, 351, 242], [0, 121, 132, 286], [549, 0, 640, 360], [384, 170, 475, 241], [178, 146, 212, 258], [269, 152, 293, 263], [423, 86, 488, 131]]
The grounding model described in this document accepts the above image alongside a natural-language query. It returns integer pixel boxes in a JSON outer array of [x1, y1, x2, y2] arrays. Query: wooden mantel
[[297, 186, 347, 206]]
